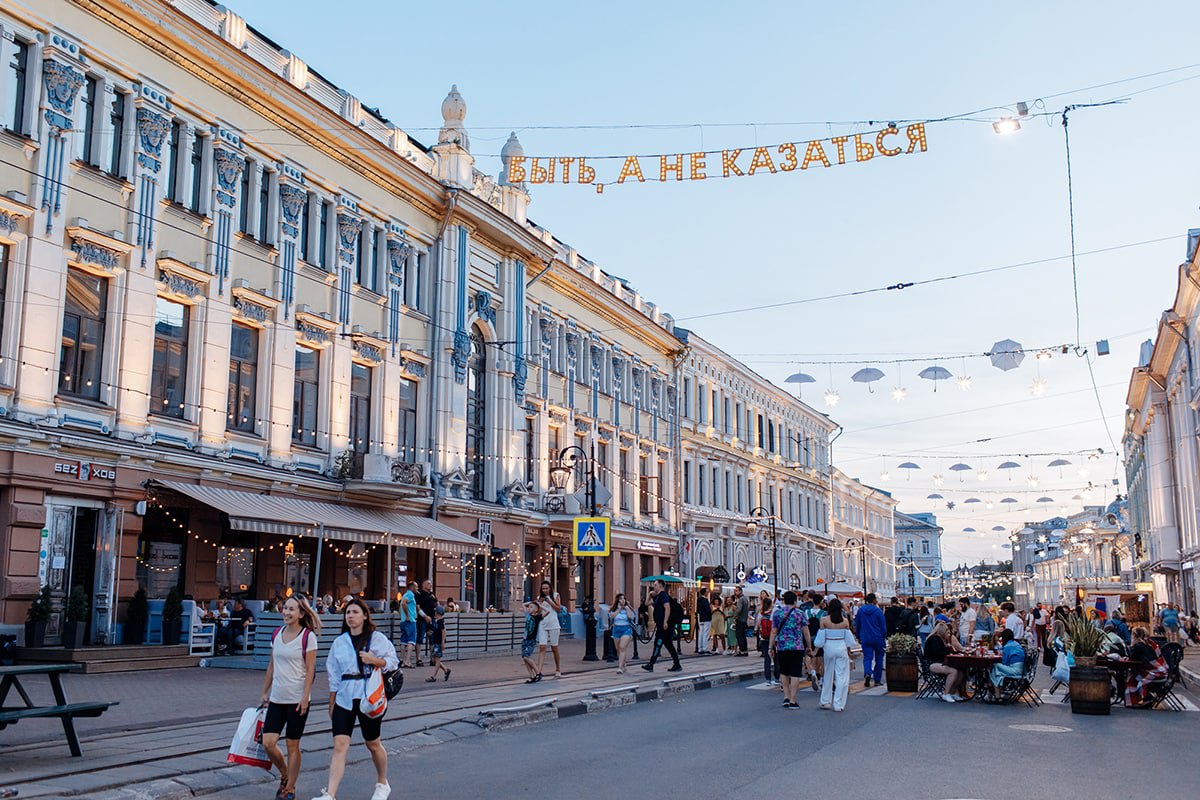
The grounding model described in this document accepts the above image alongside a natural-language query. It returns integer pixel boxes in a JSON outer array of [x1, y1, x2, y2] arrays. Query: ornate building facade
[[677, 333, 837, 591], [0, 0, 682, 641], [831, 469, 897, 596], [893, 511, 943, 597]]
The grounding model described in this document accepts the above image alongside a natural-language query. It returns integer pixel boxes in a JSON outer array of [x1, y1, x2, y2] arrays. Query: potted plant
[[125, 587, 149, 645], [24, 585, 54, 648], [162, 587, 184, 646], [62, 585, 90, 649], [884, 633, 920, 692], [1065, 612, 1110, 715]]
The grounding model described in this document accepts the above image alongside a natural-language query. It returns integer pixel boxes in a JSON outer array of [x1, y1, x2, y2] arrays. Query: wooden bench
[[0, 701, 117, 757]]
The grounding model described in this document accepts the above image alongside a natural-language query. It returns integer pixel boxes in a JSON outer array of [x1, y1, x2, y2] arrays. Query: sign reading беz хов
[[506, 123, 928, 192]]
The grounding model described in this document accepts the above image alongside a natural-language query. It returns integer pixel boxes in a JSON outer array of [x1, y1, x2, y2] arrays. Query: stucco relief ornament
[[137, 109, 169, 158], [42, 61, 84, 129], [387, 239, 411, 286], [474, 291, 495, 325], [337, 214, 362, 264], [213, 150, 245, 199], [512, 356, 528, 401], [452, 329, 471, 383]]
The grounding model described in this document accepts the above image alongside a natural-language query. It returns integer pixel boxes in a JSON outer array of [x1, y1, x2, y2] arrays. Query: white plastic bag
[[227, 706, 271, 769], [1050, 650, 1073, 684], [362, 668, 388, 719]]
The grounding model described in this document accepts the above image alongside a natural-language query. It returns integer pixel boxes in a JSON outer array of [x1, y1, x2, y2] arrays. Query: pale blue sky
[[241, 1, 1200, 564]]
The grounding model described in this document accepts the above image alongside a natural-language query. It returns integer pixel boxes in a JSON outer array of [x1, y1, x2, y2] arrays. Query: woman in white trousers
[[818, 599, 857, 712]]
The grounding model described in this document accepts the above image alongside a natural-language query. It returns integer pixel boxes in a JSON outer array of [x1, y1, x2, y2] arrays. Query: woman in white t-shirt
[[259, 595, 320, 800], [535, 581, 563, 679]]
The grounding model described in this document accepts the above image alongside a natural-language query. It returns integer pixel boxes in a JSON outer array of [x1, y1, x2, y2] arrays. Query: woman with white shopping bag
[[312, 597, 398, 800], [260, 595, 321, 800]]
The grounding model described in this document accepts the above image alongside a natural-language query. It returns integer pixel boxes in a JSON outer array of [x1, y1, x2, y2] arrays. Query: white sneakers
[[311, 783, 388, 800], [941, 693, 958, 703]]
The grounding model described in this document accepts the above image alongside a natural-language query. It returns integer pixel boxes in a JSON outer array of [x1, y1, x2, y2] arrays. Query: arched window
[[466, 328, 487, 500]]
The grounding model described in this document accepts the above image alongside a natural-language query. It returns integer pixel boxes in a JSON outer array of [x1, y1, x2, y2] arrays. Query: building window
[[188, 131, 205, 213], [317, 199, 329, 269], [108, 90, 126, 177], [756, 414, 764, 449], [348, 362, 372, 476], [619, 449, 631, 512], [80, 76, 97, 164], [227, 324, 258, 432], [165, 120, 182, 202], [408, 251, 424, 310], [3, 40, 28, 134], [921, 539, 930, 555], [59, 268, 107, 401], [355, 226, 368, 287], [524, 416, 536, 487], [698, 382, 707, 423], [465, 328, 486, 500], [299, 193, 312, 262], [0, 243, 7, 343], [682, 377, 691, 418], [258, 170, 272, 243], [150, 297, 188, 418], [369, 228, 380, 292], [238, 159, 252, 233], [697, 464, 706, 506], [725, 471, 732, 511], [292, 345, 318, 447], [397, 376, 417, 460], [683, 460, 691, 504], [597, 440, 609, 490]]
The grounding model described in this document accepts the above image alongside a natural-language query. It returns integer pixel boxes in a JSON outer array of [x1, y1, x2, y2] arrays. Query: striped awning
[[151, 481, 483, 554]]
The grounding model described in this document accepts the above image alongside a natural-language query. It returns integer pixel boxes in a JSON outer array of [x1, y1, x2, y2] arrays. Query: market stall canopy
[[150, 480, 481, 553], [803, 581, 864, 597], [641, 574, 698, 587]]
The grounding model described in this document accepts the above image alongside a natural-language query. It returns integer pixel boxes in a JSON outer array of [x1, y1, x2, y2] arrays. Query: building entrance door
[[44, 502, 119, 645]]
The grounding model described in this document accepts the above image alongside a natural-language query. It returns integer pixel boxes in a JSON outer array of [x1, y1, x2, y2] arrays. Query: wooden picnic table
[[0, 664, 117, 757]]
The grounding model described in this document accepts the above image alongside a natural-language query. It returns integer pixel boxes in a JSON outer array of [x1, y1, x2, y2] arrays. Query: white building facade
[[677, 333, 837, 590], [831, 470, 897, 596], [893, 511, 943, 597]]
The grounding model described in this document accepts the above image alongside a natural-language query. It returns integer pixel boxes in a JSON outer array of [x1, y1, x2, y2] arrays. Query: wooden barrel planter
[[885, 653, 919, 692], [1069, 660, 1111, 715]]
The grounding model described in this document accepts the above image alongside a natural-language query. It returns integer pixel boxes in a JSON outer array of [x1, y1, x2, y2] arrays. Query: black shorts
[[776, 649, 805, 678], [330, 699, 382, 741], [262, 701, 309, 740]]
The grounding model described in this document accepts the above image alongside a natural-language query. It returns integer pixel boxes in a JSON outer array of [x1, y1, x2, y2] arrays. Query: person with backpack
[[424, 606, 450, 683], [757, 596, 775, 685], [897, 596, 920, 637], [642, 579, 682, 672], [312, 597, 398, 800], [803, 594, 827, 691], [259, 595, 320, 800], [770, 591, 806, 708]]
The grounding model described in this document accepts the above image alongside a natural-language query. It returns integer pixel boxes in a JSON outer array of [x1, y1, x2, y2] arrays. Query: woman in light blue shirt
[[312, 598, 398, 800]]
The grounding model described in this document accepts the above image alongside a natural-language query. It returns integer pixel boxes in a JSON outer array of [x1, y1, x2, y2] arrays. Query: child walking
[[425, 606, 451, 682]]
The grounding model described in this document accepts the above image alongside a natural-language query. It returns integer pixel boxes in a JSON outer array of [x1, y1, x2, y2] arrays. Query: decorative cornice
[[233, 295, 270, 325]]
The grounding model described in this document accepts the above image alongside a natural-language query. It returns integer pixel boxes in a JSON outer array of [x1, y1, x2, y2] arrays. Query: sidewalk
[[0, 640, 755, 799]]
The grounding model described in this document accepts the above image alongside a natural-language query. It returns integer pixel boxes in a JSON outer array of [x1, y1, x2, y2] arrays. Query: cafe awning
[[150, 481, 483, 554]]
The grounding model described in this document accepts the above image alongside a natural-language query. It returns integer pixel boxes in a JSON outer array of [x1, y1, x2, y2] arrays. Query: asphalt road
[[204, 680, 1200, 800]]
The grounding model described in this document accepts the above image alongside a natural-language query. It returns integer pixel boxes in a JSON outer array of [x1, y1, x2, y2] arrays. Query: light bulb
[[978, 471, 989, 482], [823, 389, 840, 408], [1030, 377, 1047, 396], [932, 473, 944, 487], [957, 375, 972, 391], [880, 471, 891, 482], [891, 386, 907, 402], [1026, 474, 1040, 487]]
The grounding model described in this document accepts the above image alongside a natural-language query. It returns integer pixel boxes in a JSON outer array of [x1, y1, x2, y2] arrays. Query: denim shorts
[[612, 626, 633, 640], [399, 621, 416, 644]]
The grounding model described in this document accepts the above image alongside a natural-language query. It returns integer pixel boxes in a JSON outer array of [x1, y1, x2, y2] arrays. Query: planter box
[[885, 653, 919, 692], [62, 621, 86, 649], [24, 621, 47, 649]]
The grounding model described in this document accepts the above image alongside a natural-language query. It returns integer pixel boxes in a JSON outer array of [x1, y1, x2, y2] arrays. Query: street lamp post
[[747, 506, 778, 598], [549, 443, 599, 662], [897, 555, 914, 599], [844, 537, 869, 594]]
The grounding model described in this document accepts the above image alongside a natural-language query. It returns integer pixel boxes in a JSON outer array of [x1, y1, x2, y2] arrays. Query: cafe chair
[[1145, 646, 1186, 711], [1160, 643, 1186, 689], [916, 653, 947, 700]]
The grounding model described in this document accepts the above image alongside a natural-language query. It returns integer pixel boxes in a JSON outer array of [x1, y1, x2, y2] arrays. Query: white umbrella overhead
[[926, 493, 944, 499], [992, 526, 1007, 532], [1048, 457, 1071, 477], [1000, 497, 1019, 504], [918, 365, 952, 391], [785, 372, 816, 398], [989, 339, 1025, 371], [963, 527, 977, 533], [851, 368, 885, 392]]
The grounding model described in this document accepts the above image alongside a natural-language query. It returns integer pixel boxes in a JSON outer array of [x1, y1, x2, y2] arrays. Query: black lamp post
[[844, 537, 869, 595], [747, 506, 778, 598], [550, 443, 599, 662]]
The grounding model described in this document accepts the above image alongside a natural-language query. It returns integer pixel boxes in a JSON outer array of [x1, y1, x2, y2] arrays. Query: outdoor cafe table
[[1096, 657, 1145, 706], [944, 652, 1002, 702], [0, 664, 116, 756]]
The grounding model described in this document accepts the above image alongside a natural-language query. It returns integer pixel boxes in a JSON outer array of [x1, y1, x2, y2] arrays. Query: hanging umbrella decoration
[[1036, 496, 1055, 505], [1000, 497, 1019, 505], [918, 365, 952, 392], [897, 461, 921, 480], [1047, 458, 1071, 478], [963, 497, 981, 511], [949, 462, 973, 482], [963, 527, 976, 534], [989, 339, 1025, 371], [851, 367, 885, 393], [998, 461, 1021, 480], [785, 371, 816, 398], [926, 493, 944, 500], [992, 526, 1007, 532]]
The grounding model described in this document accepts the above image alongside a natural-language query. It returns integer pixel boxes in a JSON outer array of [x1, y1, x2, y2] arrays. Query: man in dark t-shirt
[[885, 596, 903, 637], [695, 589, 713, 654], [643, 580, 681, 672], [225, 599, 255, 653], [416, 579, 438, 659]]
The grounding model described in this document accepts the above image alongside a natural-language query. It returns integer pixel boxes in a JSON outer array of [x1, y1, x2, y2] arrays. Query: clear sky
[[241, 0, 1200, 566]]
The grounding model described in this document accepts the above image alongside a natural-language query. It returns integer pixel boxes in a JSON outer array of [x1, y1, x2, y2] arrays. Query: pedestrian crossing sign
[[572, 517, 610, 557]]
